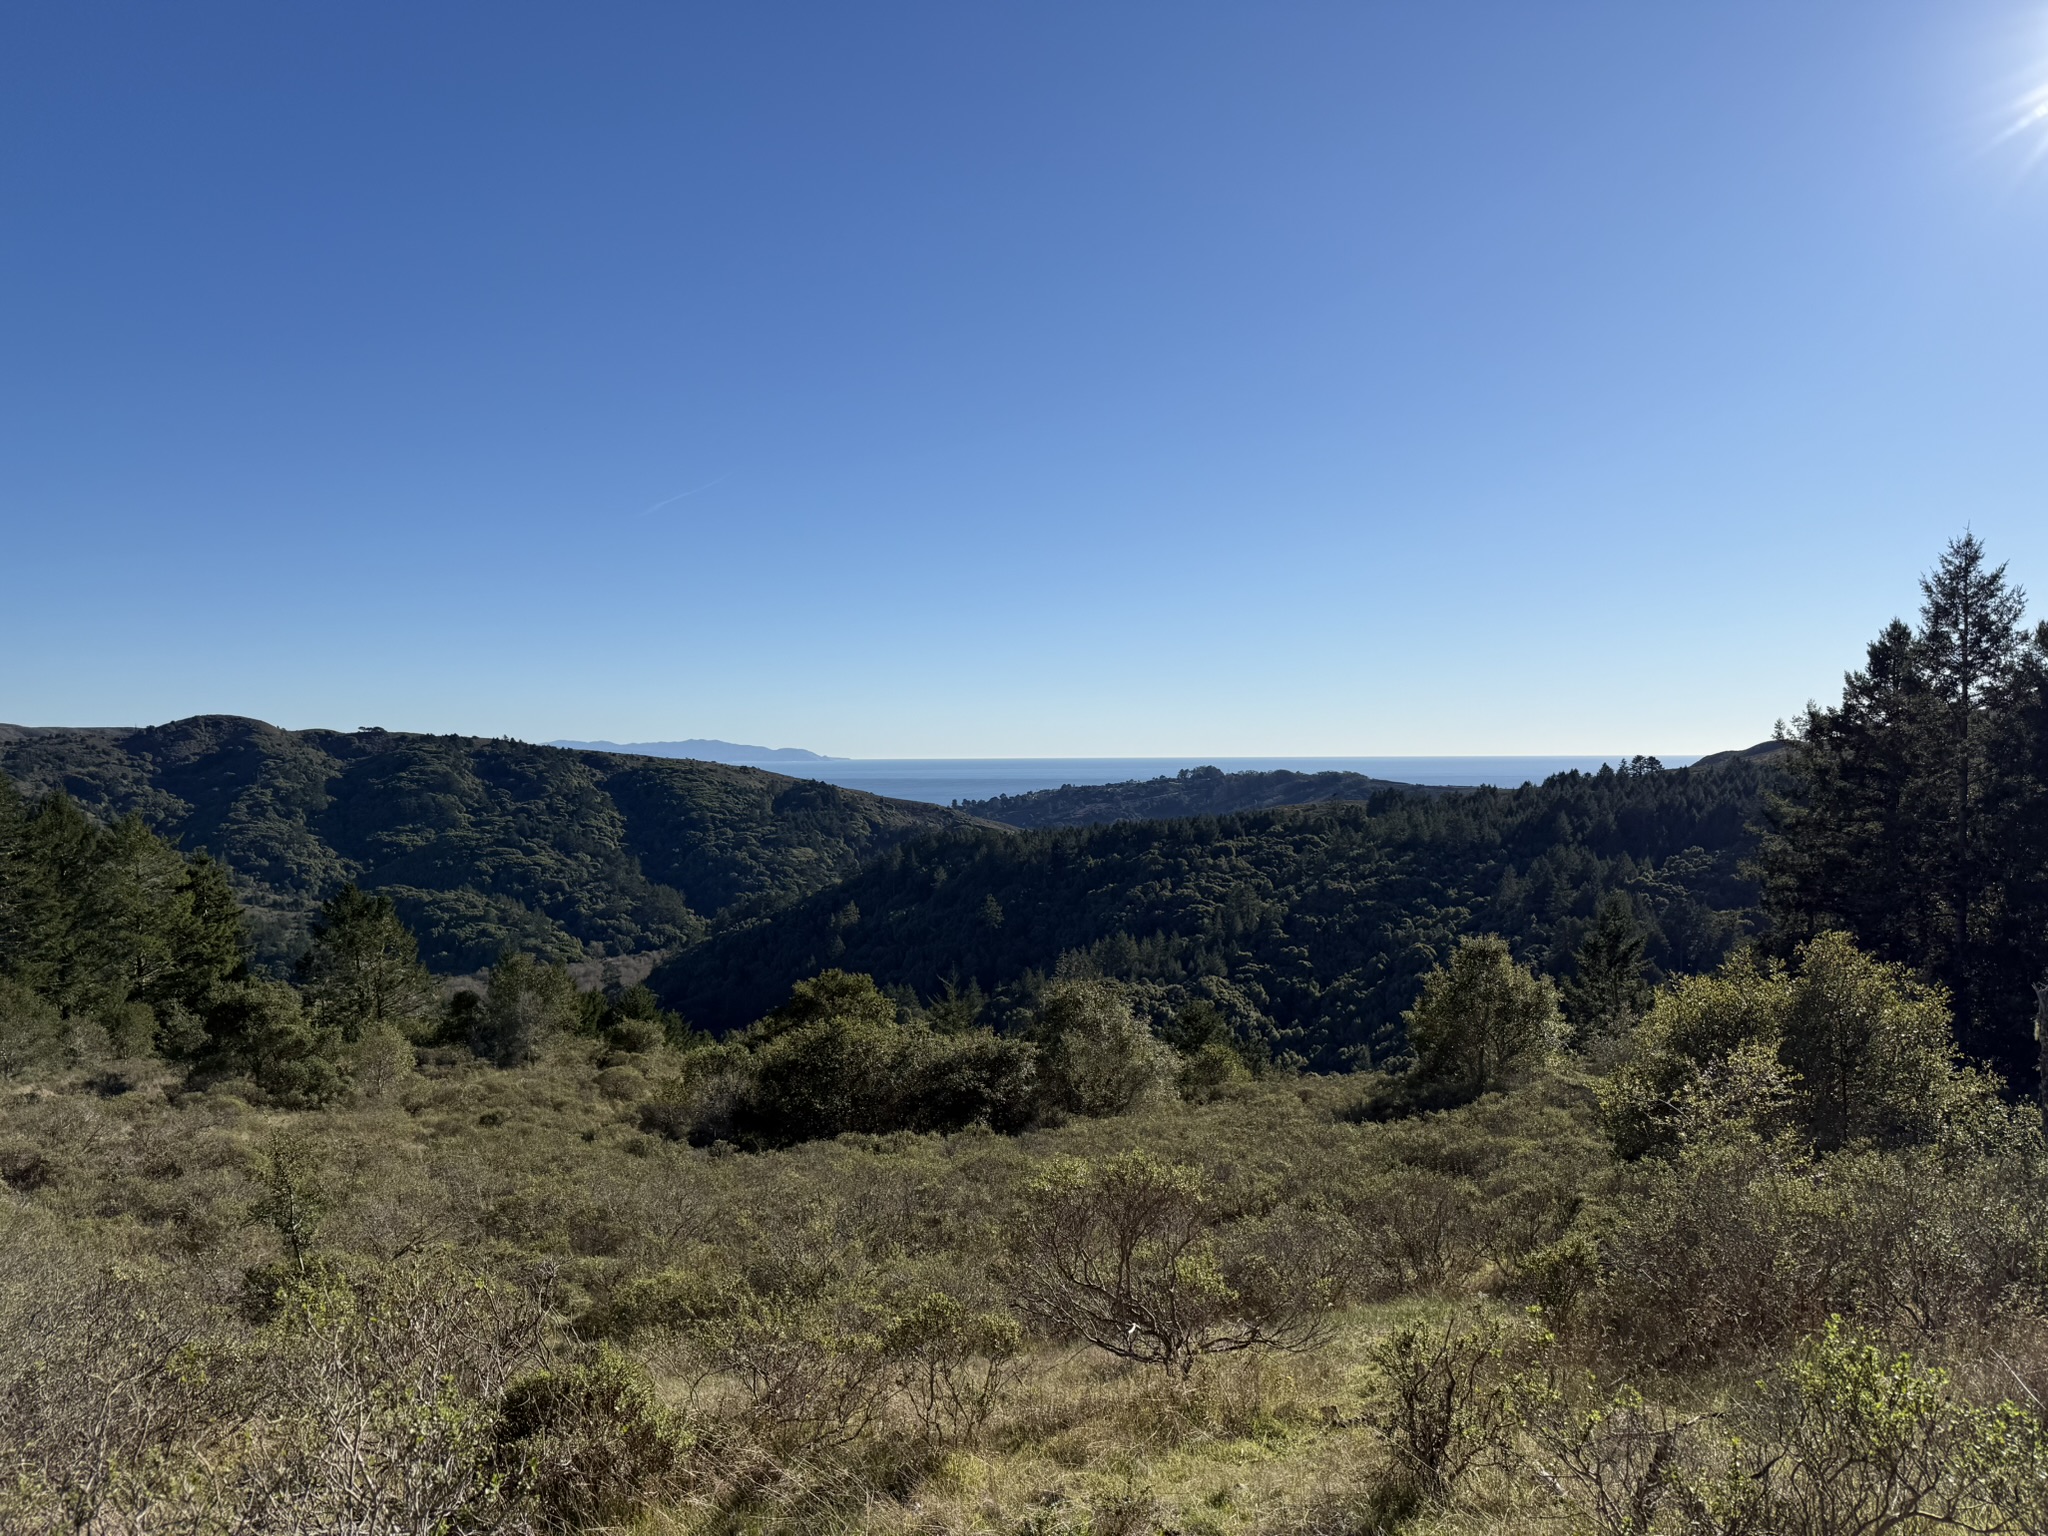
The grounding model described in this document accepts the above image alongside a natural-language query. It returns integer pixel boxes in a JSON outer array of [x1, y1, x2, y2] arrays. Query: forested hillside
[[0, 717, 971, 972], [655, 755, 1771, 1065], [959, 763, 1449, 827]]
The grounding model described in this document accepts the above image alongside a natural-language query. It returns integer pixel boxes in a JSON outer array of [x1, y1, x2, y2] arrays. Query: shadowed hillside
[[0, 717, 974, 971], [654, 755, 1777, 1065], [957, 763, 1453, 828]]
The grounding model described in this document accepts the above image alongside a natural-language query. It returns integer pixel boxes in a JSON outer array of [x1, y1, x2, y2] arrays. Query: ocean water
[[764, 756, 1696, 806]]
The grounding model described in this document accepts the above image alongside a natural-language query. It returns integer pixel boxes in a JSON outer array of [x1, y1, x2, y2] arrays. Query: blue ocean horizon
[[763, 756, 1696, 806]]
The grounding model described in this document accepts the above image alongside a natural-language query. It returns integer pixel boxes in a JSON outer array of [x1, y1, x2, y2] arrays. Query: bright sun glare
[[1998, 74, 2048, 173]]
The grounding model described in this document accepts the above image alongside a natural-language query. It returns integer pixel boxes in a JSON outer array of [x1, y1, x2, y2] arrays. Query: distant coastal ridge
[[539, 741, 1781, 806], [548, 739, 846, 764]]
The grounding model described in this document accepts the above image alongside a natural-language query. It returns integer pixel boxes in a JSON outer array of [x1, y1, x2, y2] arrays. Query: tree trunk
[[2036, 977, 2048, 1116]]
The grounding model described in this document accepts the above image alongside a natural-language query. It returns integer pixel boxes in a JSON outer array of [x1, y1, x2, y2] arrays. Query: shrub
[[641, 972, 1039, 1147], [1033, 979, 1174, 1117], [1364, 1308, 1548, 1506], [246, 1257, 548, 1533], [741, 1010, 914, 1143], [665, 1279, 900, 1452], [0, 977, 62, 1079], [607, 1015, 666, 1054], [194, 977, 347, 1106], [883, 1288, 1023, 1444], [1605, 934, 1977, 1159], [0, 1221, 233, 1533], [1002, 1151, 1341, 1375], [1588, 1047, 1836, 1366], [1518, 1382, 1710, 1536], [495, 1344, 692, 1529], [1708, 1319, 2045, 1536], [1178, 1040, 1252, 1103], [897, 1027, 1037, 1133], [1590, 1035, 2048, 1365], [1777, 932, 1965, 1151], [1401, 936, 1561, 1106], [736, 1013, 1035, 1147], [582, 1226, 994, 1453]]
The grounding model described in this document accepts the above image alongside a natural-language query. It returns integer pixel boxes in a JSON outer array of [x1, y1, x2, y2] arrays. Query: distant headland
[[549, 738, 844, 764]]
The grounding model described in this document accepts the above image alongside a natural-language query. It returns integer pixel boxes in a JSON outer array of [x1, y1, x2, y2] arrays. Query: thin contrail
[[641, 472, 736, 516]]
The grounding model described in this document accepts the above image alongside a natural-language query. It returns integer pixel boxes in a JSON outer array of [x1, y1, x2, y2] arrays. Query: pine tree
[[1763, 620, 1943, 967], [1561, 894, 1652, 1044], [1917, 533, 2029, 1044], [19, 792, 110, 1012], [1763, 535, 2048, 1081], [0, 776, 51, 990], [295, 884, 437, 1041]]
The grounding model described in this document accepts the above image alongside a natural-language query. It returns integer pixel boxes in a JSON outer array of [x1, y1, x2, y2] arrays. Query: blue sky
[[6, 2, 2048, 756]]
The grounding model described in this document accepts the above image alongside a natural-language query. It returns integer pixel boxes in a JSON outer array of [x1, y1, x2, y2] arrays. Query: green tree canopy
[[194, 976, 346, 1107], [1604, 932, 1976, 1157], [0, 786, 243, 1031], [1031, 979, 1173, 1118], [723, 971, 1035, 1146], [295, 884, 438, 1041], [1403, 935, 1561, 1099], [756, 968, 898, 1039], [1762, 534, 2048, 1081], [471, 952, 579, 1067], [1561, 893, 1653, 1045]]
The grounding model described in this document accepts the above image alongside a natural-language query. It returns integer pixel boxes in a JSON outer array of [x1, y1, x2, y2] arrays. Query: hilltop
[[958, 763, 1451, 827], [1686, 737, 1791, 771], [0, 717, 971, 972]]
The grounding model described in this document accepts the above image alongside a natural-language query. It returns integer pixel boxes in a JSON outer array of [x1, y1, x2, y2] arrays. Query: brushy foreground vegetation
[[9, 923, 2048, 1535]]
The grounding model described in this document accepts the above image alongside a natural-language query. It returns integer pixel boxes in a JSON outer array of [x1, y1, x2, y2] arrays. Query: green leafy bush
[[495, 1345, 693, 1530], [1707, 1320, 2047, 1536], [1032, 979, 1174, 1117], [1604, 933, 1977, 1159], [1364, 1307, 1550, 1506]]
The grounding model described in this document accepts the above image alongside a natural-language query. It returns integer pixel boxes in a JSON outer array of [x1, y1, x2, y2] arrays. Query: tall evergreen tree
[[159, 854, 248, 1014], [1917, 534, 2030, 1043], [20, 792, 111, 1012], [0, 783, 244, 1044], [1562, 893, 1652, 1044], [295, 884, 437, 1041], [1763, 535, 2048, 1080], [0, 776, 51, 991]]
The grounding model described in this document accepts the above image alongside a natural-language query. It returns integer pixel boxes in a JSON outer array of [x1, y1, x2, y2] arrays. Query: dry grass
[[6, 1042, 2047, 1534]]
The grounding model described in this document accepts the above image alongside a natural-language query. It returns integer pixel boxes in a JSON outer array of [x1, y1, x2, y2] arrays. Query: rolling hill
[[0, 717, 973, 972], [651, 755, 1779, 1066], [958, 763, 1451, 828]]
